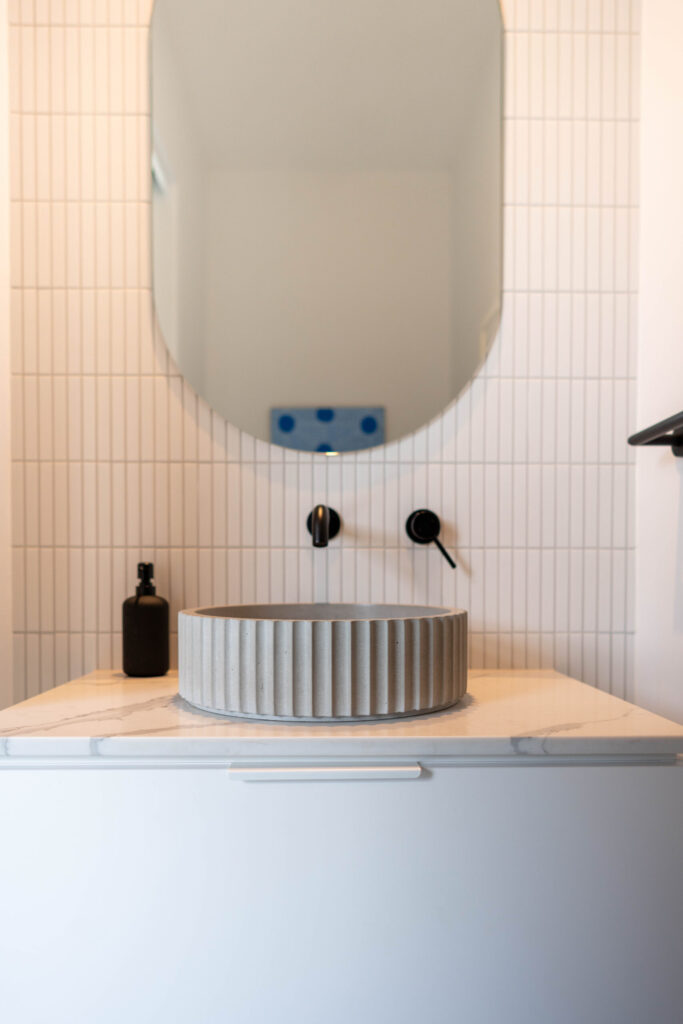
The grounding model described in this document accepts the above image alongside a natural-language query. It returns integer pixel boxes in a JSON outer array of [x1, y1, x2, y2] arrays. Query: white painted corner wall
[[636, 0, 683, 722], [0, 0, 13, 710]]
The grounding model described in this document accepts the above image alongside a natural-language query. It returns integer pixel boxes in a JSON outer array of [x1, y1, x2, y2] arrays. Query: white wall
[[7, 0, 639, 702], [0, 0, 12, 709], [636, 0, 683, 721]]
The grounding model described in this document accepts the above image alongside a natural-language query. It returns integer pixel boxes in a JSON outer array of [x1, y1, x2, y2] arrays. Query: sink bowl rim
[[180, 602, 464, 623]]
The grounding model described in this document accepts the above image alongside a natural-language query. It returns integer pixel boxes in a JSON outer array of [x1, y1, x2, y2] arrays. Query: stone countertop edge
[[2, 737, 683, 762], [0, 669, 683, 762]]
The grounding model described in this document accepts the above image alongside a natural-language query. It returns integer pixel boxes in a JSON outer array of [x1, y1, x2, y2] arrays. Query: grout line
[[11, 544, 638, 552], [31, 7, 43, 696], [8, 285, 643, 296], [10, 459, 640, 469], [552, 0, 560, 677]]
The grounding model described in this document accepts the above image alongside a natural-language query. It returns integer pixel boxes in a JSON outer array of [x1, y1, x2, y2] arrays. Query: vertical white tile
[[50, 26, 66, 110], [25, 549, 41, 631], [24, 463, 40, 545], [35, 27, 51, 111], [23, 375, 39, 459], [20, 26, 36, 110]]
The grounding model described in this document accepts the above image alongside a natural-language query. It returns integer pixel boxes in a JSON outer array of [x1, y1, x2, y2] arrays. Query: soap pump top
[[136, 561, 156, 596], [122, 562, 169, 678]]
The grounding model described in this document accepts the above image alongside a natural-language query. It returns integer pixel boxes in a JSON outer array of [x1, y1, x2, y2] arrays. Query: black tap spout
[[312, 505, 330, 547], [306, 505, 341, 548]]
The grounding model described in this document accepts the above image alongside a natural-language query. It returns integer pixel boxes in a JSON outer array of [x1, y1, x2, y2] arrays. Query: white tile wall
[[8, 0, 639, 702]]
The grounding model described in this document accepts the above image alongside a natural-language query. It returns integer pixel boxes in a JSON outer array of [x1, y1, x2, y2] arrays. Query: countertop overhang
[[0, 670, 682, 766]]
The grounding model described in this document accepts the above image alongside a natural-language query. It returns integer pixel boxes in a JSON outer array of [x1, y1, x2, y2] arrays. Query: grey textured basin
[[178, 603, 468, 722]]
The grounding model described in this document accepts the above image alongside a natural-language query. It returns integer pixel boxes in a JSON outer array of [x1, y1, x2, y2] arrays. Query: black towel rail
[[628, 410, 683, 457]]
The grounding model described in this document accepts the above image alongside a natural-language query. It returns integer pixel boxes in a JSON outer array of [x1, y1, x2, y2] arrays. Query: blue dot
[[278, 414, 295, 433], [316, 408, 335, 423], [360, 415, 378, 435], [317, 443, 334, 453]]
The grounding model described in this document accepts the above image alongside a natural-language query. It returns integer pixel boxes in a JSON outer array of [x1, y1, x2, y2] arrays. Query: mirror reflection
[[151, 0, 503, 452]]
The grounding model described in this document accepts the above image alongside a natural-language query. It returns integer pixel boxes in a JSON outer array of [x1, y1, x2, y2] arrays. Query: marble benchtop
[[0, 669, 682, 763]]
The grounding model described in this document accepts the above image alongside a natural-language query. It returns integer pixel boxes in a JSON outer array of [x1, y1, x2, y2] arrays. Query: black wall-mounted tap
[[307, 505, 341, 548], [406, 509, 457, 568]]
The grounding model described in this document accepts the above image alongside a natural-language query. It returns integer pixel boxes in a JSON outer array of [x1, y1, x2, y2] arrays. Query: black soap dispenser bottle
[[122, 563, 169, 677]]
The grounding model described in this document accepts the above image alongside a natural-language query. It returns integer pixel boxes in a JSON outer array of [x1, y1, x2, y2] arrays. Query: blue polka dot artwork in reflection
[[270, 407, 385, 452]]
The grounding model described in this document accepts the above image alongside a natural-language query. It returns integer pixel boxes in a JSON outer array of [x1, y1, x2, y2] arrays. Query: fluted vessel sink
[[178, 604, 468, 722]]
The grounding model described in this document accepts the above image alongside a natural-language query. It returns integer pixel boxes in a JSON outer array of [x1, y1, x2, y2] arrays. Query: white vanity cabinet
[[1, 670, 683, 1024]]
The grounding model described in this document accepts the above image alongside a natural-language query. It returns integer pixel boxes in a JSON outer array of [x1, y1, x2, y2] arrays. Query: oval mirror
[[151, 0, 502, 453]]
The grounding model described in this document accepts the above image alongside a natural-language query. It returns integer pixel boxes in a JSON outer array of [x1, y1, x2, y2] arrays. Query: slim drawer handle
[[228, 764, 422, 783]]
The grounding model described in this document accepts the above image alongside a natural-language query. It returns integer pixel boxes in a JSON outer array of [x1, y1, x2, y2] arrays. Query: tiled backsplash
[[8, 0, 639, 701]]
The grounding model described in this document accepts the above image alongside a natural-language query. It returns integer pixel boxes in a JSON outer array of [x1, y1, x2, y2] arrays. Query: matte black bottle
[[122, 563, 169, 677]]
